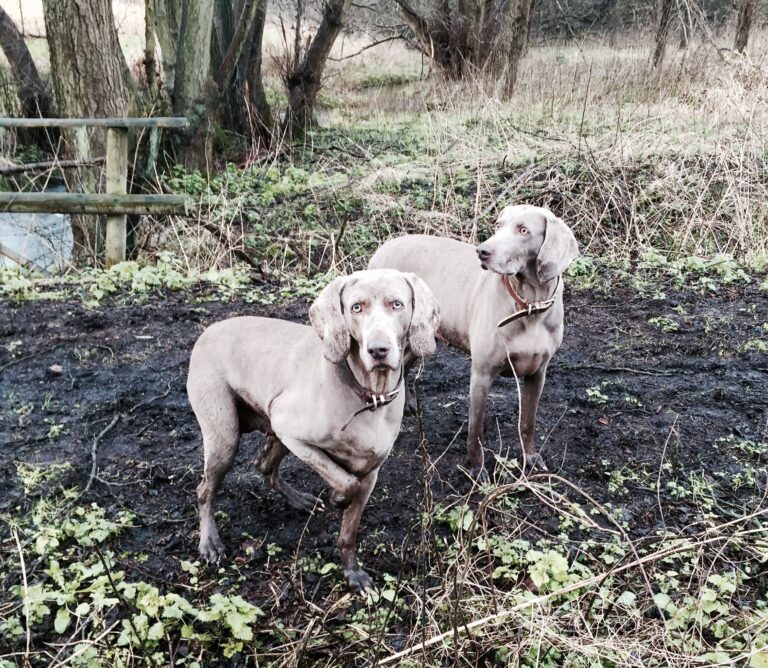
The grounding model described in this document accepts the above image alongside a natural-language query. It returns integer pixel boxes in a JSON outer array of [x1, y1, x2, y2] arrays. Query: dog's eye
[[392, 300, 404, 310], [351, 303, 363, 313], [519, 225, 529, 235]]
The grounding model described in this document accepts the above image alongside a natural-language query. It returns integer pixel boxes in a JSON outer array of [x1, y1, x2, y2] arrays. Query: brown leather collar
[[339, 360, 404, 432], [498, 274, 560, 328]]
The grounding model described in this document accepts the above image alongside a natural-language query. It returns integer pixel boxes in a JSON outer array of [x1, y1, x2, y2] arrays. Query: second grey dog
[[187, 269, 439, 591], [369, 205, 578, 478]]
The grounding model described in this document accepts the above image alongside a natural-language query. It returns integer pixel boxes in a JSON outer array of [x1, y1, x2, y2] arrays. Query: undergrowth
[[3, 431, 768, 665]]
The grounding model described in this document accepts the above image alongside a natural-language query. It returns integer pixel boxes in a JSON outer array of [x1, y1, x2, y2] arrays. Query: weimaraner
[[369, 205, 578, 478], [187, 269, 439, 592]]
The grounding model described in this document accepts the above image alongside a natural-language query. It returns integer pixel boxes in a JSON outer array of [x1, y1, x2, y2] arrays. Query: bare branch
[[328, 34, 406, 61]]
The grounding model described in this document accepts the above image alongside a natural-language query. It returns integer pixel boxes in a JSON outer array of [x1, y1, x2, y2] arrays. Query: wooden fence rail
[[0, 117, 189, 267]]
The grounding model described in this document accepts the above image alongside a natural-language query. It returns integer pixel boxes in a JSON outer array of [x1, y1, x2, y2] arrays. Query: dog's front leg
[[338, 467, 379, 593], [277, 436, 362, 502], [519, 365, 548, 472], [467, 362, 494, 481], [257, 435, 327, 512]]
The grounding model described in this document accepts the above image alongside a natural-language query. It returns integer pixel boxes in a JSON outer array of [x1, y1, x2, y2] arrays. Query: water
[[0, 185, 73, 274]]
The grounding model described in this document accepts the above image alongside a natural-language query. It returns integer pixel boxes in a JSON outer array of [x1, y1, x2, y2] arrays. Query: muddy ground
[[1, 275, 767, 661]]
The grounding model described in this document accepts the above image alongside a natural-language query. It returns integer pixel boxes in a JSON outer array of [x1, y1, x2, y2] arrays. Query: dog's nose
[[368, 343, 390, 361], [477, 245, 492, 261]]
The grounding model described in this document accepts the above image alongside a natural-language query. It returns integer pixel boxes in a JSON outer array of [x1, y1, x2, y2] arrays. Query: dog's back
[[188, 317, 317, 431], [369, 235, 488, 350]]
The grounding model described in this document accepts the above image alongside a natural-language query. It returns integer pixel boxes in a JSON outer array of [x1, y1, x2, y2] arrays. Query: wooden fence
[[0, 117, 189, 267]]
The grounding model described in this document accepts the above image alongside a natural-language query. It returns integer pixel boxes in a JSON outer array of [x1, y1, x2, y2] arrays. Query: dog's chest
[[493, 318, 561, 375], [325, 413, 400, 473]]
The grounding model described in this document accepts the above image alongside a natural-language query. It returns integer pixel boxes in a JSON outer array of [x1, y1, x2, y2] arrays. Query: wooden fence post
[[104, 127, 129, 267]]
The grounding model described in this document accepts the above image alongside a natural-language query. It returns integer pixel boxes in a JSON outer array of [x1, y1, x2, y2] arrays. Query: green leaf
[[147, 621, 165, 641], [319, 562, 337, 575], [750, 651, 768, 668], [702, 652, 733, 665], [54, 607, 71, 634], [653, 592, 672, 611], [617, 591, 636, 607], [226, 610, 254, 641]]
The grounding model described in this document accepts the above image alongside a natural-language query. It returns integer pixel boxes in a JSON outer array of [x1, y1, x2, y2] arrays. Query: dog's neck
[[345, 346, 401, 395], [503, 262, 558, 303]]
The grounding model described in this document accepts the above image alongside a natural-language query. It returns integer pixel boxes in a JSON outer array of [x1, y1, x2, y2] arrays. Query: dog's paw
[[199, 536, 226, 564], [468, 464, 490, 484], [522, 452, 548, 474], [331, 491, 352, 509], [344, 567, 374, 594], [284, 489, 325, 514]]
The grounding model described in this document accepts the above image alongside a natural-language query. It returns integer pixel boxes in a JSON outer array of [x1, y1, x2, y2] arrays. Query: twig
[[128, 380, 173, 414], [557, 363, 676, 377], [0, 342, 67, 374], [656, 415, 678, 528], [0, 352, 37, 373], [93, 544, 147, 656], [48, 620, 121, 668], [470, 164, 538, 225], [83, 414, 121, 494], [197, 219, 264, 273], [0, 243, 44, 273], [12, 526, 32, 666]]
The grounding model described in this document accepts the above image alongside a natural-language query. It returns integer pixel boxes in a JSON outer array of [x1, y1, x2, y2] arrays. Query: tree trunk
[[488, 0, 535, 98], [394, 0, 533, 97], [42, 0, 135, 146], [180, 0, 271, 164], [284, 0, 352, 138], [152, 0, 181, 93], [211, 0, 273, 141], [145, 0, 158, 94], [174, 0, 215, 116], [652, 0, 674, 67], [0, 6, 50, 119], [734, 0, 756, 53], [42, 0, 136, 259], [242, 0, 274, 146]]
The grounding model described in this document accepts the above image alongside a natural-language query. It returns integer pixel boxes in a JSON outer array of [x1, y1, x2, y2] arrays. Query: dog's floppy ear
[[537, 213, 579, 283], [404, 273, 440, 358], [309, 276, 350, 363]]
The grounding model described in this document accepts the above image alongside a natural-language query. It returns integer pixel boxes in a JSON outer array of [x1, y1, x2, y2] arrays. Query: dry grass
[[306, 30, 768, 263]]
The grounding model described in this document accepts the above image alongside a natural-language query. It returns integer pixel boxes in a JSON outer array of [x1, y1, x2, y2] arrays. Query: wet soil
[[1, 277, 767, 659]]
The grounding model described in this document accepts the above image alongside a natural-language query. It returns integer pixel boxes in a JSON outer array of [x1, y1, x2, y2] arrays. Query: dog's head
[[476, 205, 579, 282], [309, 269, 440, 370]]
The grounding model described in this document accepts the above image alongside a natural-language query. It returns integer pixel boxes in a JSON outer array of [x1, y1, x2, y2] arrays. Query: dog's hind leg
[[196, 415, 240, 564], [403, 349, 418, 415], [257, 435, 325, 513]]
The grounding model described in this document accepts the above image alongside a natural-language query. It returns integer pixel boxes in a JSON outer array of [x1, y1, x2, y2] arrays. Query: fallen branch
[[557, 363, 676, 377], [0, 242, 44, 273], [83, 414, 121, 494], [328, 35, 405, 61], [0, 157, 105, 175]]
